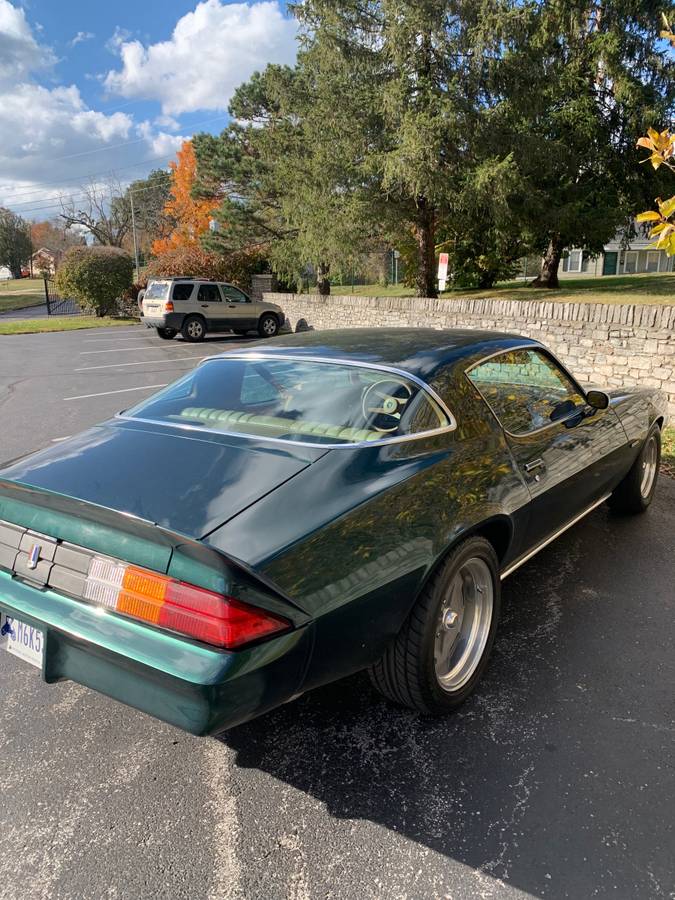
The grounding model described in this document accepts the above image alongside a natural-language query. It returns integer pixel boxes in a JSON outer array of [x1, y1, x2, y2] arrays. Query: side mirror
[[586, 389, 610, 410]]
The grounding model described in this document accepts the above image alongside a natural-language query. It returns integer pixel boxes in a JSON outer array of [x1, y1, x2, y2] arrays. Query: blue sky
[[0, 0, 297, 217]]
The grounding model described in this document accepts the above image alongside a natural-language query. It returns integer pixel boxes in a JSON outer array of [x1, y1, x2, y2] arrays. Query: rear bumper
[[142, 313, 186, 331], [0, 570, 312, 735]]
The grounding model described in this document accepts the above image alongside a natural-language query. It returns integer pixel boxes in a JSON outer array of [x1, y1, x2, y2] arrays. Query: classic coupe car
[[0, 329, 667, 735]]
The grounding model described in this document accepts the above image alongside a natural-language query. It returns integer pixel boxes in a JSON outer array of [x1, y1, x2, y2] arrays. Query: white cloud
[[0, 2, 184, 216], [0, 0, 55, 79], [69, 31, 95, 48], [104, 0, 297, 115]]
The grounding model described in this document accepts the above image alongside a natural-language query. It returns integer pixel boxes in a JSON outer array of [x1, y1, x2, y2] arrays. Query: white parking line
[[81, 329, 142, 336], [81, 336, 152, 344], [75, 355, 206, 372], [80, 346, 178, 355], [63, 383, 168, 401]]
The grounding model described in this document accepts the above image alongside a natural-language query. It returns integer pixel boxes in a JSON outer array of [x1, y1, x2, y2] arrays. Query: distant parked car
[[141, 277, 285, 341], [0, 329, 667, 735]]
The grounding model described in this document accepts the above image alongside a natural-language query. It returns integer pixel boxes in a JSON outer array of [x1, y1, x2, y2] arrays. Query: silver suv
[[141, 278, 285, 342]]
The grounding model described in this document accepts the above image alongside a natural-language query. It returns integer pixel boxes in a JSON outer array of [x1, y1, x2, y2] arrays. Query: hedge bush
[[147, 246, 265, 291], [55, 246, 133, 317]]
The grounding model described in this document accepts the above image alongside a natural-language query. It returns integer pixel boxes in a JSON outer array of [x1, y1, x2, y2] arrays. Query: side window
[[172, 283, 194, 302], [198, 284, 221, 302], [221, 285, 248, 303], [467, 349, 585, 435]]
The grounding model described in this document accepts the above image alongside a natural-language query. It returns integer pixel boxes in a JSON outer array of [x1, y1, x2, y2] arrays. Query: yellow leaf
[[636, 136, 653, 150], [648, 127, 661, 143], [650, 223, 668, 236], [636, 210, 662, 222], [658, 195, 675, 219]]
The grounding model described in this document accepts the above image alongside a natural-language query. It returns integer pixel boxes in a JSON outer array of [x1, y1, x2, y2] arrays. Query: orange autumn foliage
[[152, 141, 218, 255]]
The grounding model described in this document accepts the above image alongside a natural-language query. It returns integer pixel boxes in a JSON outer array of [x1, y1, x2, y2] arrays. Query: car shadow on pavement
[[218, 495, 674, 898]]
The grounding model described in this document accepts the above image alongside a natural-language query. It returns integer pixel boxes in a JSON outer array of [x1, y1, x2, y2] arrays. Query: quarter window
[[467, 349, 585, 435], [172, 283, 194, 302]]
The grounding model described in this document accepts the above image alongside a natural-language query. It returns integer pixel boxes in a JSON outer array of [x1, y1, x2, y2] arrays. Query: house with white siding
[[559, 220, 673, 278]]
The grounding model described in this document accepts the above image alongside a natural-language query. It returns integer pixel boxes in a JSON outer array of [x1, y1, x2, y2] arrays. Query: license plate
[[0, 612, 44, 669]]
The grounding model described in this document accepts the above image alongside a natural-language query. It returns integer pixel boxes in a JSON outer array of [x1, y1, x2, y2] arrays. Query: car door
[[195, 283, 225, 329], [467, 347, 627, 548], [219, 284, 257, 332]]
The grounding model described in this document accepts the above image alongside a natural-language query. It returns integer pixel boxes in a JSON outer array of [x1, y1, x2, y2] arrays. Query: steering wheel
[[362, 379, 412, 432]]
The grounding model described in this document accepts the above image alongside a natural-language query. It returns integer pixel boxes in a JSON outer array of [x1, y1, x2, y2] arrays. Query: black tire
[[156, 327, 176, 340], [258, 314, 279, 338], [181, 315, 206, 343], [369, 536, 501, 714], [609, 424, 661, 515]]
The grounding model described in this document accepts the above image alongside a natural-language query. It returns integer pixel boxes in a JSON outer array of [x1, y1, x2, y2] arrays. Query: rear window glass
[[125, 358, 451, 445], [144, 281, 169, 300]]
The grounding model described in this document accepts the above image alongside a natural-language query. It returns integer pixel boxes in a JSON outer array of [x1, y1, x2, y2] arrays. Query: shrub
[[147, 245, 265, 291], [55, 246, 134, 317]]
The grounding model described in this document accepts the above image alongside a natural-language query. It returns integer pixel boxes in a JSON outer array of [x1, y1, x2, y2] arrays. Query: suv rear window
[[144, 282, 170, 300], [172, 283, 194, 302], [125, 358, 452, 445]]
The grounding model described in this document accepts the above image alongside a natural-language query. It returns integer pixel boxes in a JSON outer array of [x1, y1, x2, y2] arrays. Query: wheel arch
[[411, 514, 513, 610], [259, 309, 283, 325]]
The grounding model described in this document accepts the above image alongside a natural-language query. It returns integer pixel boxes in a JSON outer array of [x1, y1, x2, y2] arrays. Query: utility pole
[[130, 191, 140, 283]]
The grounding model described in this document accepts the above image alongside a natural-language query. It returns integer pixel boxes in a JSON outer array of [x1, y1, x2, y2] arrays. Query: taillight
[[164, 300, 174, 312], [82, 557, 289, 649]]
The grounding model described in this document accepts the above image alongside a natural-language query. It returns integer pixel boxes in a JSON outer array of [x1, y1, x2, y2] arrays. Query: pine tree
[[497, 0, 675, 287]]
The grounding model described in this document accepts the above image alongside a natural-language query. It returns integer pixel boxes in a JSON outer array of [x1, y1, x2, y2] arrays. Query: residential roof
[[223, 327, 536, 381]]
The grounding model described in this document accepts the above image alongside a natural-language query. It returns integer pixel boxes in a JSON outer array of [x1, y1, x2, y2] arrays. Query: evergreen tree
[[497, 0, 675, 287]]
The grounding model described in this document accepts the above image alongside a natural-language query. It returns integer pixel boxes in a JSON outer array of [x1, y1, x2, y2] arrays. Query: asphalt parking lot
[[0, 324, 673, 899]]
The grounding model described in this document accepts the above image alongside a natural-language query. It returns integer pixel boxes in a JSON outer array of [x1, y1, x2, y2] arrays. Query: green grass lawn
[[331, 272, 675, 305], [662, 427, 675, 477], [0, 317, 138, 335], [0, 277, 45, 312]]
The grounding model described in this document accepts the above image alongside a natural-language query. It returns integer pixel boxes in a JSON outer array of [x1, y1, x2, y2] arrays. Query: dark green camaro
[[0, 329, 667, 734]]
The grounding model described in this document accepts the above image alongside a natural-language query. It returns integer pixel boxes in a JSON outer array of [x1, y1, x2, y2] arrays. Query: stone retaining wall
[[265, 292, 675, 416]]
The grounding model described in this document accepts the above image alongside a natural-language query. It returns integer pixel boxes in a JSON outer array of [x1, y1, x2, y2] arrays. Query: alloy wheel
[[640, 436, 658, 499], [433, 557, 494, 692]]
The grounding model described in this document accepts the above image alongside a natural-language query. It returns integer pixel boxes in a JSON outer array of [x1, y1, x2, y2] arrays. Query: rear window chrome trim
[[117, 354, 458, 450]]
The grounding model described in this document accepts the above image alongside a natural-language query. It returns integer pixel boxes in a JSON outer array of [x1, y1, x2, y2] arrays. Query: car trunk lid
[[0, 419, 325, 540]]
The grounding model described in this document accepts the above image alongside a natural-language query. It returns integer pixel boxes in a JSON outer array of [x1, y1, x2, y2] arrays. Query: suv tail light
[[83, 557, 290, 649], [164, 300, 174, 312]]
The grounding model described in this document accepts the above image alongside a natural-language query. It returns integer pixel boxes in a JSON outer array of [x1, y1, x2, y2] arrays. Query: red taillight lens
[[164, 300, 174, 312], [84, 559, 290, 649]]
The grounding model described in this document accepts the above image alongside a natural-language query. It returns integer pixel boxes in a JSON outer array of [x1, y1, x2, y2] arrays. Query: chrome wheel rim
[[434, 558, 494, 692], [640, 436, 658, 498], [187, 321, 203, 338], [262, 318, 276, 335]]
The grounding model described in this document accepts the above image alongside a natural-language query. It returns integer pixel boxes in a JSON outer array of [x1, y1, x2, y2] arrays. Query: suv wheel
[[258, 314, 279, 338], [182, 315, 206, 343]]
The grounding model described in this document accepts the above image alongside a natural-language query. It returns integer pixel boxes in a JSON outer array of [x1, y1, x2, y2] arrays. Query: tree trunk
[[316, 262, 330, 295], [413, 198, 437, 298], [531, 236, 563, 288]]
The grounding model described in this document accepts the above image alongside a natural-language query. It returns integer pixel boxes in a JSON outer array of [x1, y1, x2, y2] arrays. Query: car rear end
[[0, 481, 312, 735], [141, 280, 172, 328]]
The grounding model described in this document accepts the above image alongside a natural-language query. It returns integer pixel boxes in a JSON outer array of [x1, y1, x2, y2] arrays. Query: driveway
[[0, 325, 673, 899]]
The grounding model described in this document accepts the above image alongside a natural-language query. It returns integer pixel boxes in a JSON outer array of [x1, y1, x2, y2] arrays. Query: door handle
[[524, 458, 545, 473], [228, 304, 237, 308], [200, 304, 208, 308]]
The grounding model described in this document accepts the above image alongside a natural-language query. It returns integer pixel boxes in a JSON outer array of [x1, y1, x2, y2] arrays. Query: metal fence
[[43, 278, 90, 317]]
